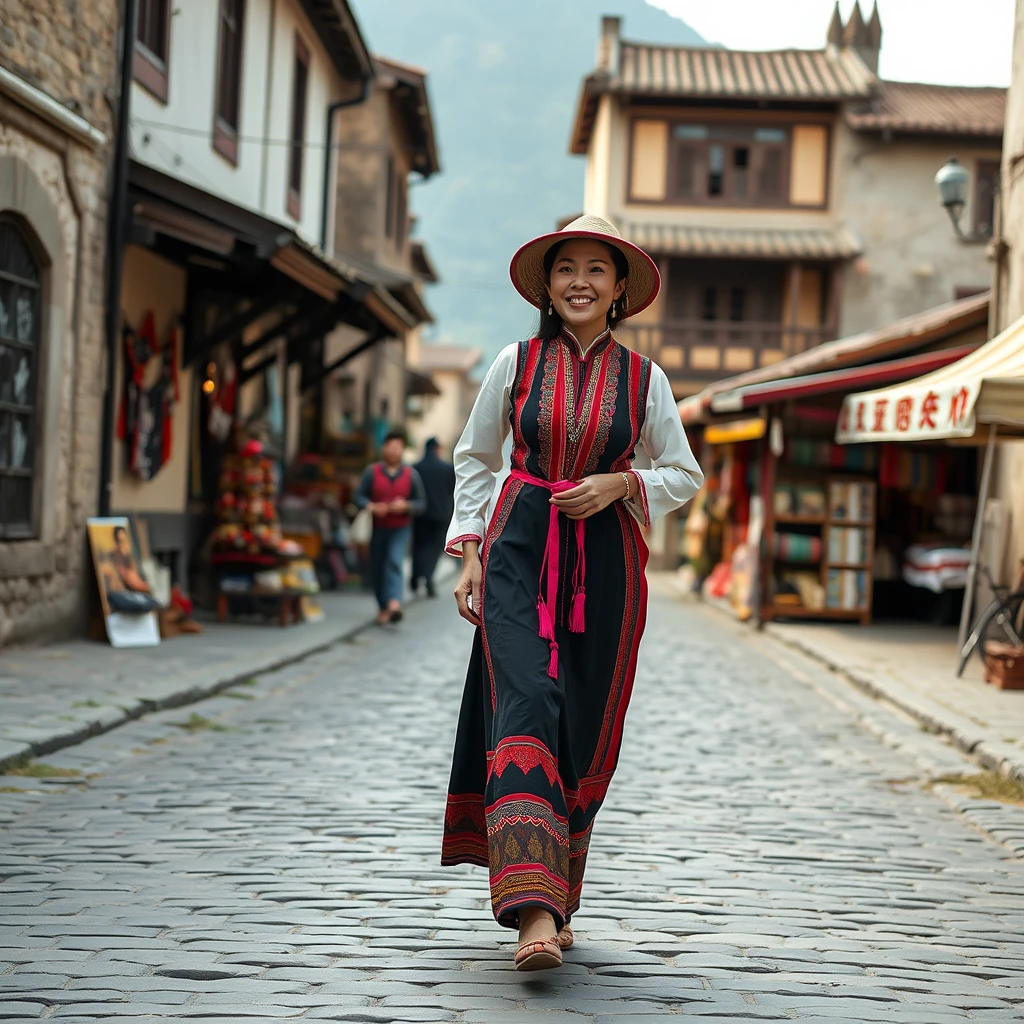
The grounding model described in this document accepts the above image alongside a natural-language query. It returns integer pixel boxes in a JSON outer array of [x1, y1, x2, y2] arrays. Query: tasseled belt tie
[[509, 469, 587, 680]]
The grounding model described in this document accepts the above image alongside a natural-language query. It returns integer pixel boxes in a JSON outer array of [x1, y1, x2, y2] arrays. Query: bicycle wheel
[[958, 590, 1024, 677]]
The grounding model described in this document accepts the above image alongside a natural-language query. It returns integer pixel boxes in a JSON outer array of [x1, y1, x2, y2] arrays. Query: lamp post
[[935, 157, 977, 241]]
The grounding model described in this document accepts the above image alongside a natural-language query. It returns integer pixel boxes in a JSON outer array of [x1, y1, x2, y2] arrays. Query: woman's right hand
[[454, 542, 482, 625]]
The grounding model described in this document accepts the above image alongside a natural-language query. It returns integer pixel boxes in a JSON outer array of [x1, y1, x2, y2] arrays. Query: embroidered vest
[[371, 463, 413, 529]]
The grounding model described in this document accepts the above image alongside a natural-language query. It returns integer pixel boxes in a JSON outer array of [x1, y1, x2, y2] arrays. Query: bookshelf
[[761, 476, 876, 625]]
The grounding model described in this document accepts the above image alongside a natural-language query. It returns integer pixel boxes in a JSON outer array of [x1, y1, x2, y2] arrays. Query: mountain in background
[[353, 1, 706, 366]]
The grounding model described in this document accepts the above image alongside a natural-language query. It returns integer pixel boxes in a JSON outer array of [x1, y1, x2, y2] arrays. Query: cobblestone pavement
[[2, 587, 1024, 1023]]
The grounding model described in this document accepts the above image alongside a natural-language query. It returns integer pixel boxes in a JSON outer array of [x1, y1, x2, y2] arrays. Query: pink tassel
[[569, 587, 586, 633], [547, 641, 559, 679], [537, 597, 555, 641]]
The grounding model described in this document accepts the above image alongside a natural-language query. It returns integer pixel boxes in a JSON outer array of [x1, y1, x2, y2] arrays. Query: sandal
[[556, 925, 573, 950], [514, 936, 562, 972]]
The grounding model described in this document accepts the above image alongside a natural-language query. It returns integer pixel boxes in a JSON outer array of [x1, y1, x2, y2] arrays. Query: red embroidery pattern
[[581, 343, 621, 476], [565, 770, 614, 814], [486, 793, 571, 927], [537, 340, 564, 480], [511, 339, 542, 471], [489, 736, 561, 788], [441, 793, 488, 867], [444, 532, 482, 558], [588, 502, 648, 777]]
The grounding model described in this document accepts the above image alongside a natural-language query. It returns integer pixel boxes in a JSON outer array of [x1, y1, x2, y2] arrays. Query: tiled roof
[[846, 81, 1005, 137], [416, 345, 483, 374], [616, 43, 876, 100], [572, 41, 876, 153], [621, 222, 863, 260]]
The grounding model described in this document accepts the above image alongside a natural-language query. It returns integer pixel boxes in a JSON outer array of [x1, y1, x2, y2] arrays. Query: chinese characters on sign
[[836, 382, 975, 443]]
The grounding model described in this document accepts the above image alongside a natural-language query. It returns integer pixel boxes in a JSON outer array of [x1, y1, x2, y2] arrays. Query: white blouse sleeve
[[445, 343, 518, 556], [625, 361, 704, 528]]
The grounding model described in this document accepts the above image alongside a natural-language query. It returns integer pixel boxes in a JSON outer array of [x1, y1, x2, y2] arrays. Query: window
[[666, 123, 792, 206], [975, 160, 999, 239], [0, 219, 42, 539], [134, 0, 171, 102], [287, 36, 310, 220], [214, 0, 246, 164]]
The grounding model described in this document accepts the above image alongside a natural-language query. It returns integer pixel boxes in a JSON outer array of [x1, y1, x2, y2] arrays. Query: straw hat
[[509, 214, 660, 320]]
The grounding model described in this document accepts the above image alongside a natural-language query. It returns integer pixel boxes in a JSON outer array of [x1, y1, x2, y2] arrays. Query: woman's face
[[546, 239, 626, 334]]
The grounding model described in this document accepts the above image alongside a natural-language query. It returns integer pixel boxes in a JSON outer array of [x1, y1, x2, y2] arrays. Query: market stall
[[836, 312, 1024, 650]]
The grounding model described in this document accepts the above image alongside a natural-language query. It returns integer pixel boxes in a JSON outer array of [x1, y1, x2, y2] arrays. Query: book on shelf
[[828, 526, 868, 565], [826, 568, 868, 610], [829, 481, 874, 523]]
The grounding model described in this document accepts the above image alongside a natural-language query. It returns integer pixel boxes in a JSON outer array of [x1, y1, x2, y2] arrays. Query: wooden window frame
[[974, 159, 1000, 240], [287, 34, 310, 221], [134, 0, 172, 103], [626, 115, 831, 211], [664, 122, 793, 209], [0, 215, 46, 541], [213, 0, 246, 166]]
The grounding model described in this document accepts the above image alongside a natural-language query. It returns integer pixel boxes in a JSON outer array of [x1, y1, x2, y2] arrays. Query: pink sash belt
[[509, 469, 587, 679]]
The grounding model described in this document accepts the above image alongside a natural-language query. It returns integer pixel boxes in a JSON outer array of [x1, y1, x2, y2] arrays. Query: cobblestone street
[[2, 587, 1024, 1022]]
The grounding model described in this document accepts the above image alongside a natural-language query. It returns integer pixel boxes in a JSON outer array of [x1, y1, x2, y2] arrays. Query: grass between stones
[[933, 771, 1024, 806], [4, 760, 81, 778], [173, 712, 230, 733]]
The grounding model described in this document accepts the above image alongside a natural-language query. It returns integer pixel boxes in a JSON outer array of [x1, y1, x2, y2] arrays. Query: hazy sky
[[648, 0, 1014, 87]]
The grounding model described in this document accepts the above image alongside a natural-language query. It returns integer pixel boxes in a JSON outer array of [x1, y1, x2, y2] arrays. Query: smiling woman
[[440, 214, 704, 972]]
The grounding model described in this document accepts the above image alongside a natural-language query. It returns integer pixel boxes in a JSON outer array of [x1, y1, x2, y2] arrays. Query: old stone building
[[0, 0, 120, 644]]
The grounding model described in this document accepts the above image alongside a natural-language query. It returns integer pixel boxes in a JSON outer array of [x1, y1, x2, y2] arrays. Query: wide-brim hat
[[509, 214, 660, 320]]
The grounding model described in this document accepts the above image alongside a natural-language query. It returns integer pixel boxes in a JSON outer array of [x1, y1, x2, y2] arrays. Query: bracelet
[[621, 471, 631, 500]]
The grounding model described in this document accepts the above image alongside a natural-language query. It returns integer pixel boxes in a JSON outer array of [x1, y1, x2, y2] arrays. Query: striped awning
[[621, 222, 862, 260]]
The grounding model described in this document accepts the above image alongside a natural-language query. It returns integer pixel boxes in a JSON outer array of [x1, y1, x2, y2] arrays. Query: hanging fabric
[[117, 312, 180, 482]]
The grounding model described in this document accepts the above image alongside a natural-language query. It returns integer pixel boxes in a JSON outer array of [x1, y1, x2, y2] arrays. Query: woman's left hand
[[550, 474, 628, 521]]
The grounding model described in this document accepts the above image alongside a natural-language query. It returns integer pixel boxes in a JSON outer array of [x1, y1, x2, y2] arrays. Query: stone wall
[[0, 0, 120, 645]]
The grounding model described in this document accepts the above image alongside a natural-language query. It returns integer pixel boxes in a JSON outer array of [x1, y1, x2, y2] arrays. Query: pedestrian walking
[[441, 215, 703, 971], [411, 438, 457, 597], [354, 431, 426, 624]]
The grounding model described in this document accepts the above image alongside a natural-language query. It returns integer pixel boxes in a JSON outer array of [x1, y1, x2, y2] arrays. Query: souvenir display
[[211, 440, 300, 557]]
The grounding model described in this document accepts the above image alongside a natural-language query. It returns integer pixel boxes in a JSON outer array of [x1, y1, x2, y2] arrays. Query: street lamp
[[935, 157, 973, 240]]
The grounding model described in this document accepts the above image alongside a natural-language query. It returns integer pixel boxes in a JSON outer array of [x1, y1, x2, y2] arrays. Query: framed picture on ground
[[86, 516, 161, 648]]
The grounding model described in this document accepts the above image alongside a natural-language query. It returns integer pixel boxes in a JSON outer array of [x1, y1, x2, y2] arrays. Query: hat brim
[[509, 229, 661, 320]]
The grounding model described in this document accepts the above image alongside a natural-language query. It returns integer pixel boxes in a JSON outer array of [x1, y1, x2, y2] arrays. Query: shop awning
[[678, 291, 990, 426], [709, 344, 978, 414], [836, 314, 1024, 443]]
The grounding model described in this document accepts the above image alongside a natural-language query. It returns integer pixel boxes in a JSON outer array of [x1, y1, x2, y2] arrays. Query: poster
[[86, 517, 160, 647]]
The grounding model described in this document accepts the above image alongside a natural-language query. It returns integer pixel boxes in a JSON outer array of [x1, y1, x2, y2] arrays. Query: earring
[[548, 300, 553, 315], [611, 299, 619, 319]]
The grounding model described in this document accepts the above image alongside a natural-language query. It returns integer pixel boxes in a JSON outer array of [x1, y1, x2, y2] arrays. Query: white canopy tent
[[835, 314, 1024, 444], [835, 313, 1024, 651]]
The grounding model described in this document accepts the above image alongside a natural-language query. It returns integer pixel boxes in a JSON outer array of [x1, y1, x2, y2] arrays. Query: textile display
[[116, 312, 180, 481]]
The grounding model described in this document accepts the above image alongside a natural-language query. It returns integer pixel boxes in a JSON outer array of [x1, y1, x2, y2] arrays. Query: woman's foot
[[375, 610, 391, 625], [515, 908, 561, 971], [556, 925, 574, 950], [387, 600, 403, 623]]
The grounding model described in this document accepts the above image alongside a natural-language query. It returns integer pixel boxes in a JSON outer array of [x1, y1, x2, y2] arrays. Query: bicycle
[[957, 560, 1024, 677]]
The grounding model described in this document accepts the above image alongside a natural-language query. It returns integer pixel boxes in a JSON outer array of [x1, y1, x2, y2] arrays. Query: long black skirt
[[441, 478, 649, 929]]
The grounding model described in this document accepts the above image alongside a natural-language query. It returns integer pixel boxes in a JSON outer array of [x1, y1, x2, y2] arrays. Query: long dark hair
[[536, 240, 629, 342]]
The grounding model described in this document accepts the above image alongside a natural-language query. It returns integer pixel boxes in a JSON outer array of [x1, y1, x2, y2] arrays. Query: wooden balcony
[[615, 320, 833, 386]]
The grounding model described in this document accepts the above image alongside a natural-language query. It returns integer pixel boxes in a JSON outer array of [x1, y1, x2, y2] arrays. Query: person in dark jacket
[[355, 432, 426, 623], [411, 438, 457, 597]]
